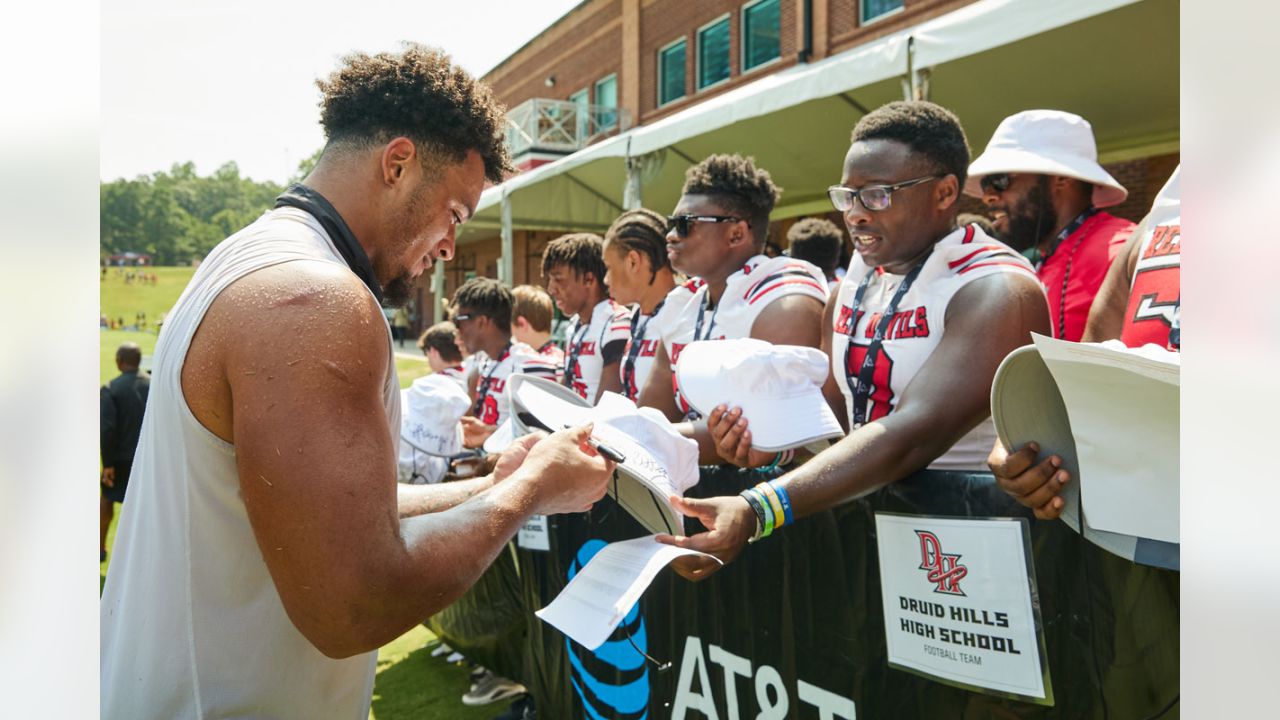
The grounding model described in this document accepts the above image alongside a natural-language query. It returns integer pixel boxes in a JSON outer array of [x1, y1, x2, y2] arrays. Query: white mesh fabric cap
[[675, 338, 844, 452], [965, 109, 1128, 208], [400, 374, 469, 457]]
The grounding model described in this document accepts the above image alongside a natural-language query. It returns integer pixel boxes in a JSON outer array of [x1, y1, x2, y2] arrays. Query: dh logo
[[916, 530, 967, 596], [566, 539, 651, 719]]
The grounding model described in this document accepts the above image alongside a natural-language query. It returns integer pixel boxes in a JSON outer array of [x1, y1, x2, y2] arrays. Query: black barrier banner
[[508, 467, 1178, 719]]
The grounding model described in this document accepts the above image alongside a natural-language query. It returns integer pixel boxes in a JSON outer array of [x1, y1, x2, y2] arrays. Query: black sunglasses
[[979, 173, 1013, 194], [665, 214, 746, 238]]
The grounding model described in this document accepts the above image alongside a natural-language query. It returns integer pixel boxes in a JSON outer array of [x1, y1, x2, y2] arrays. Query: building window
[[697, 15, 731, 90], [658, 39, 687, 106], [594, 74, 618, 130], [742, 0, 781, 72], [861, 0, 904, 24]]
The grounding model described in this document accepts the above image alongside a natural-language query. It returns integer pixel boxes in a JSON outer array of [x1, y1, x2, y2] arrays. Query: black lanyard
[[1032, 207, 1097, 339], [562, 320, 591, 388], [842, 256, 929, 427], [693, 291, 719, 342], [473, 343, 511, 416], [622, 300, 664, 399]]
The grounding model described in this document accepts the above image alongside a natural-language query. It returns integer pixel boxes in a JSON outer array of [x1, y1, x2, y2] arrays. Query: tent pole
[[500, 190, 514, 287], [431, 259, 445, 324]]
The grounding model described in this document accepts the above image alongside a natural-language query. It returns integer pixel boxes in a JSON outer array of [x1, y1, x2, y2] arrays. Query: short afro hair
[[418, 321, 463, 363], [604, 208, 670, 283], [451, 277, 513, 333], [786, 218, 843, 274], [681, 154, 781, 246], [317, 43, 512, 183], [511, 284, 555, 333], [541, 233, 608, 291], [851, 101, 970, 189]]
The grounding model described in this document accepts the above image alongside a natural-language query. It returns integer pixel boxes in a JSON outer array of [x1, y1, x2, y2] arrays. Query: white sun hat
[[675, 338, 844, 452], [965, 110, 1128, 208], [509, 374, 699, 535], [990, 345, 1178, 570], [400, 374, 470, 458]]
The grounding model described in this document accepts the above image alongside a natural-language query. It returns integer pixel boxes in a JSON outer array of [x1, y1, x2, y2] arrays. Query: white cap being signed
[[400, 374, 469, 457]]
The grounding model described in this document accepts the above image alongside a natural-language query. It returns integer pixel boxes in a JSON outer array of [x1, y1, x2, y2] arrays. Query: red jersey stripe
[[747, 278, 828, 304]]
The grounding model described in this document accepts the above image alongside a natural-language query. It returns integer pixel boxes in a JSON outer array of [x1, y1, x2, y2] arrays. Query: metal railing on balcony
[[505, 98, 632, 158]]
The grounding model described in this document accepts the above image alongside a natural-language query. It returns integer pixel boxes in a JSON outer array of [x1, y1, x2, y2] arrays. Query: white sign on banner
[[874, 512, 1052, 705], [517, 514, 551, 551]]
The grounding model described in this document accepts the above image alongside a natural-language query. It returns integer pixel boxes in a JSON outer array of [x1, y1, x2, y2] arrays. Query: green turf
[[101, 268, 480, 720]]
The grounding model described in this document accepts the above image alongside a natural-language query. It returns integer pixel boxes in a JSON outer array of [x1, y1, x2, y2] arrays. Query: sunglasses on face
[[979, 173, 1013, 194], [827, 174, 941, 213], [451, 312, 481, 324], [665, 214, 745, 238]]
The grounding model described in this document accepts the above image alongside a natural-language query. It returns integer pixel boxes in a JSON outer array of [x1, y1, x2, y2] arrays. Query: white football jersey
[[659, 255, 829, 418], [831, 224, 1043, 470], [472, 342, 559, 426], [562, 299, 633, 402], [620, 281, 701, 400]]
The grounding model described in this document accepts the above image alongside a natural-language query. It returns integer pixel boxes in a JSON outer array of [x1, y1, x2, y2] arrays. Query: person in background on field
[[967, 110, 1134, 342], [542, 233, 632, 403], [100, 342, 150, 562], [600, 207, 700, 401], [392, 305, 411, 346], [785, 217, 844, 290]]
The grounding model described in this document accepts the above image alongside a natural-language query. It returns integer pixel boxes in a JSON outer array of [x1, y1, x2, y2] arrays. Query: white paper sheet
[[535, 536, 719, 650], [1032, 334, 1179, 543]]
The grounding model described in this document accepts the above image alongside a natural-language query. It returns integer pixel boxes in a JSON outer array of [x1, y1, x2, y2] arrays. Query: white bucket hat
[[400, 374, 470, 457], [675, 338, 844, 452], [965, 110, 1128, 208], [509, 375, 700, 535], [990, 346, 1177, 570]]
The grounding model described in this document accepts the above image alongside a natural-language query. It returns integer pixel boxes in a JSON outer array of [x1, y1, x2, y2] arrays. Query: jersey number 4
[[845, 343, 895, 423]]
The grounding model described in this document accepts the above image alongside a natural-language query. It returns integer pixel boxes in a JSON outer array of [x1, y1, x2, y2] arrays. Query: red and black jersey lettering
[[845, 343, 895, 422], [859, 307, 930, 340]]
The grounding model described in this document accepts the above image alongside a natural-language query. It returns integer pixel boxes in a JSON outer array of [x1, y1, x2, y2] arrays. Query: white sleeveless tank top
[[100, 207, 399, 719], [832, 224, 1042, 470]]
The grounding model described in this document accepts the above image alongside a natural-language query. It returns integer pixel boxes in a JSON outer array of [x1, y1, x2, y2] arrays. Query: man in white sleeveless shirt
[[659, 102, 1049, 575], [100, 45, 613, 719]]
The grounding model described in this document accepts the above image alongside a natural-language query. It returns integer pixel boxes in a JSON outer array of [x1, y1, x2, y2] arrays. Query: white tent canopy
[[459, 0, 1175, 244]]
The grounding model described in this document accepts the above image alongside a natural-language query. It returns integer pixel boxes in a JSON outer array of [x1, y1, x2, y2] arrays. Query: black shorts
[[101, 462, 132, 504]]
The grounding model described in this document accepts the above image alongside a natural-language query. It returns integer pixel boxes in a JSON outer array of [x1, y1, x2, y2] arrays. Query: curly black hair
[[604, 208, 670, 283], [541, 233, 608, 291], [451, 277, 513, 333], [317, 43, 512, 183], [418, 321, 463, 363], [851, 101, 970, 188], [681, 154, 781, 245], [786, 217, 843, 274]]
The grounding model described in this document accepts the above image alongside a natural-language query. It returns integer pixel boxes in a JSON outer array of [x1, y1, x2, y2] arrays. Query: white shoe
[[446, 651, 465, 663], [461, 671, 527, 706], [430, 643, 453, 658]]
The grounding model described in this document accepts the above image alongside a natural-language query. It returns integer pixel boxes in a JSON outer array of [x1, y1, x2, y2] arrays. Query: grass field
[[99, 268, 490, 720]]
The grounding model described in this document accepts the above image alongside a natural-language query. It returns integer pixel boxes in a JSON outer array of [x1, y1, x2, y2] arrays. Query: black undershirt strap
[[274, 184, 383, 305]]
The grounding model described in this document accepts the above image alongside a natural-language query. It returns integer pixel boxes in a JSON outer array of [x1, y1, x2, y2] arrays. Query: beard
[[376, 180, 432, 308], [1001, 176, 1056, 252], [382, 272, 416, 307]]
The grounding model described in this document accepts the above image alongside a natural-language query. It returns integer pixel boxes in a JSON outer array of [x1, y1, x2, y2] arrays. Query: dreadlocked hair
[[451, 278, 513, 333], [541, 233, 608, 291], [317, 42, 513, 183], [604, 208, 670, 283]]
